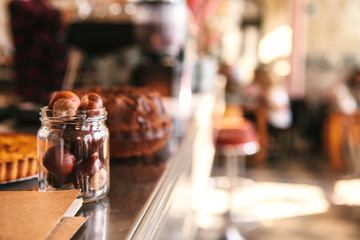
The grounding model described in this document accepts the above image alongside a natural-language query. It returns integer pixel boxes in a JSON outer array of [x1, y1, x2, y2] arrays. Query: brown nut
[[84, 129, 105, 159], [61, 125, 84, 160], [77, 152, 107, 191], [47, 172, 74, 188], [48, 91, 81, 117], [80, 93, 103, 110], [43, 145, 76, 177]]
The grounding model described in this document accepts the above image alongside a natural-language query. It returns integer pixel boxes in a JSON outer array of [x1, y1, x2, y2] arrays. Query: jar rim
[[40, 106, 107, 123]]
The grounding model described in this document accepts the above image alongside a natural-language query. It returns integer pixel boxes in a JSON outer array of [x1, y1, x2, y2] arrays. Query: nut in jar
[[37, 91, 110, 203]]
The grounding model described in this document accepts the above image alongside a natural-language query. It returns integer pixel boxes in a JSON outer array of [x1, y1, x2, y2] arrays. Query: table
[[0, 94, 216, 240]]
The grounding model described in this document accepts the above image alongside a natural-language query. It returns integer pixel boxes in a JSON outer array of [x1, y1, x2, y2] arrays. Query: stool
[[214, 117, 259, 189], [214, 117, 259, 239]]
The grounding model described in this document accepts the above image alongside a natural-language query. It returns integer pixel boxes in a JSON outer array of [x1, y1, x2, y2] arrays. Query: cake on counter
[[74, 86, 172, 158]]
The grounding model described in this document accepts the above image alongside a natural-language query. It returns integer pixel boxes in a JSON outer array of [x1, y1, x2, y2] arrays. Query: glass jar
[[37, 107, 110, 203]]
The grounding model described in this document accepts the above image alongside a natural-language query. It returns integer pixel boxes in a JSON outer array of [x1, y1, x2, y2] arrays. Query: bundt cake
[[74, 86, 172, 158]]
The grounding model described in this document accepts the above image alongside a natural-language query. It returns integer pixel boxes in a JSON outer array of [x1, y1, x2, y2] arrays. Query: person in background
[[242, 66, 292, 130], [346, 68, 360, 107], [240, 66, 293, 161], [218, 62, 244, 118], [326, 69, 358, 115], [8, 0, 68, 105]]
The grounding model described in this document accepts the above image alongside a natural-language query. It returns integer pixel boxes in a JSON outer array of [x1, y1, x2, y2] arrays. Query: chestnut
[[79, 93, 103, 110], [61, 125, 84, 160], [43, 145, 76, 177], [47, 172, 74, 188], [83, 129, 105, 159], [77, 152, 107, 191], [48, 91, 81, 117], [79, 93, 103, 118]]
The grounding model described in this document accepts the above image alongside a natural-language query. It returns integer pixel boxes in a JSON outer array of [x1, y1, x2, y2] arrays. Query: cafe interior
[[1, 0, 360, 239]]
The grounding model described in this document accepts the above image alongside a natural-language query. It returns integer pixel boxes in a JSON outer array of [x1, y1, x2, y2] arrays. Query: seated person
[[241, 66, 292, 130]]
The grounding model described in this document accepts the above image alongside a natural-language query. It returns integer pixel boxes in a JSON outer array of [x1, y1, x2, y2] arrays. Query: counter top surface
[[0, 120, 191, 240], [0, 95, 208, 240]]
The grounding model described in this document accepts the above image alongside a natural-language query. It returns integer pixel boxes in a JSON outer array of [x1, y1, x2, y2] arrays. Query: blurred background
[[2, 0, 360, 239], [1, 0, 360, 170]]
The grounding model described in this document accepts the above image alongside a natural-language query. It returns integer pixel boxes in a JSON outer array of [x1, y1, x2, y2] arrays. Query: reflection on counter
[[75, 198, 109, 240], [110, 151, 168, 185]]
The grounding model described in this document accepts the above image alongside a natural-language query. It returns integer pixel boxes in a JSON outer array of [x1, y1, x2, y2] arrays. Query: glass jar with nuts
[[37, 91, 110, 203]]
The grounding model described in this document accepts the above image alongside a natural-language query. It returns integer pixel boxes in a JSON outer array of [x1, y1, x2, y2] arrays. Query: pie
[[0, 133, 38, 183]]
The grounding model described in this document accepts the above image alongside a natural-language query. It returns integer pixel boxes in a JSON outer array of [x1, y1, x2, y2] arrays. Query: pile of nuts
[[49, 91, 103, 117], [42, 91, 108, 193]]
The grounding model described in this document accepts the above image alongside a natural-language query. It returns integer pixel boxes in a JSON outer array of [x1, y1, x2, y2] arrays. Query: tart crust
[[0, 133, 37, 183]]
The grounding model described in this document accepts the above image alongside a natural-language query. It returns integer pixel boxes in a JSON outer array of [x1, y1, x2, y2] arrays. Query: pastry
[[0, 133, 38, 183], [74, 86, 172, 158]]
